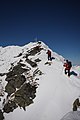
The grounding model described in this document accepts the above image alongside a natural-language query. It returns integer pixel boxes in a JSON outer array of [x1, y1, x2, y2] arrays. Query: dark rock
[[0, 110, 4, 120], [37, 41, 41, 44], [4, 59, 38, 113], [26, 59, 37, 67], [0, 73, 6, 76], [5, 74, 26, 95], [17, 53, 22, 57], [5, 82, 16, 95], [5, 62, 28, 95], [28, 46, 43, 56], [33, 68, 43, 77], [14, 53, 22, 58], [34, 58, 41, 62], [3, 101, 17, 113], [14, 83, 37, 110]]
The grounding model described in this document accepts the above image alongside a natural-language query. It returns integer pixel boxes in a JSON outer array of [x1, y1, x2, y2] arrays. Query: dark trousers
[[48, 55, 52, 61], [65, 69, 70, 76]]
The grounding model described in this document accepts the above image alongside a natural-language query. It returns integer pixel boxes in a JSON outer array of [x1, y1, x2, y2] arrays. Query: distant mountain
[[0, 41, 80, 120]]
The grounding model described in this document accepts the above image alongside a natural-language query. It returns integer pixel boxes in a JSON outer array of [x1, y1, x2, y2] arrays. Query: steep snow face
[[0, 41, 80, 120], [0, 46, 22, 73]]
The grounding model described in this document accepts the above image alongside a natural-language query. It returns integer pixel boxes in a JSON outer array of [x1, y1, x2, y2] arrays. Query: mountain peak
[[0, 41, 80, 120]]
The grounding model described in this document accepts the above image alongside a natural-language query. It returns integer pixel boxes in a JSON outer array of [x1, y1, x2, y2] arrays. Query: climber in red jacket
[[46, 50, 52, 61], [63, 60, 72, 77]]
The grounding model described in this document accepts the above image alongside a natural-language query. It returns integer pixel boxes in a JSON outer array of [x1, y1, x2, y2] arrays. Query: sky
[[0, 0, 80, 65]]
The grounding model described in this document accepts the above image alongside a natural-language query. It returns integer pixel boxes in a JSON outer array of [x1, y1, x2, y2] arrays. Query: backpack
[[68, 61, 72, 68]]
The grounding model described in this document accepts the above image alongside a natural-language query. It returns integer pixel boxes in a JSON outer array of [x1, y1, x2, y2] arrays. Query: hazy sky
[[0, 0, 80, 65]]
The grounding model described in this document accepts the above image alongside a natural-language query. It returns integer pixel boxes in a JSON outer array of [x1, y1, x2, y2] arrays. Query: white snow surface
[[0, 41, 80, 120]]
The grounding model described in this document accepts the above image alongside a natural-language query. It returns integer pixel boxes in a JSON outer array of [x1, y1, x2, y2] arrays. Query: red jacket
[[63, 63, 71, 70], [47, 50, 51, 56]]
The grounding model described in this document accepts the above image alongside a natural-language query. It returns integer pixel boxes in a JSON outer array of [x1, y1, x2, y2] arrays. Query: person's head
[[66, 60, 68, 63]]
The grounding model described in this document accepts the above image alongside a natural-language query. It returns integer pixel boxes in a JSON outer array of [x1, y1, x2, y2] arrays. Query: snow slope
[[0, 41, 80, 120], [61, 111, 80, 120]]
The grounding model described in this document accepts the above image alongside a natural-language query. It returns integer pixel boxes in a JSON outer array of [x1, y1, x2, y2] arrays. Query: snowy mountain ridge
[[0, 41, 80, 120]]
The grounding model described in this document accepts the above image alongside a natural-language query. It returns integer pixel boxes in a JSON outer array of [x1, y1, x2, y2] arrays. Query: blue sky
[[0, 0, 80, 65]]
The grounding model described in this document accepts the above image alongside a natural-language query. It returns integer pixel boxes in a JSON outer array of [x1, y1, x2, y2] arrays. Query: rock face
[[3, 82, 37, 113], [5, 62, 28, 95], [0, 42, 43, 118], [3, 61, 40, 112], [14, 83, 37, 110]]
